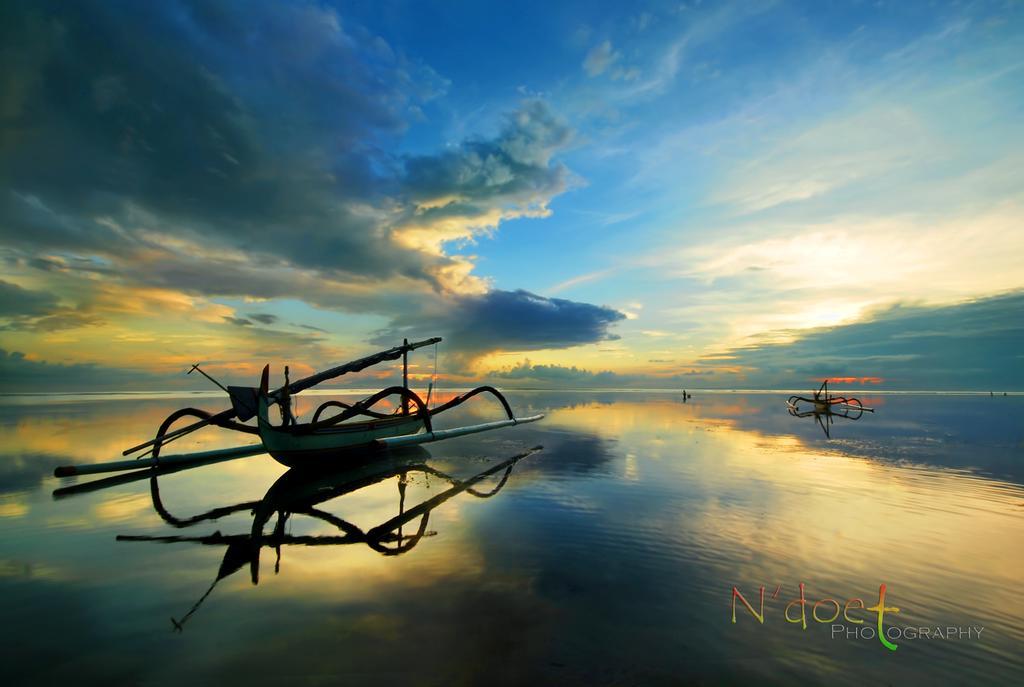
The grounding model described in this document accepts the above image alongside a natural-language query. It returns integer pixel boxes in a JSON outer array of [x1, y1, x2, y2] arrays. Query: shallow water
[[1, 391, 1021, 685]]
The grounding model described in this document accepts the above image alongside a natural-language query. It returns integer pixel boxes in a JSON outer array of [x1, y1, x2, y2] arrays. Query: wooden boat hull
[[259, 415, 425, 468]]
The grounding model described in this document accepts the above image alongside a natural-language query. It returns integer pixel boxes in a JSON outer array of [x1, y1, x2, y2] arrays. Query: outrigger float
[[786, 379, 874, 438], [54, 337, 543, 477]]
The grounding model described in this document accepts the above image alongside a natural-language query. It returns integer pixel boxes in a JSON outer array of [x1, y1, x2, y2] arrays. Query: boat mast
[[402, 338, 409, 416]]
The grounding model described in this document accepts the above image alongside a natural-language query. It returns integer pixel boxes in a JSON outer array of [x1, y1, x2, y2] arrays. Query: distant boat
[[786, 379, 873, 438]]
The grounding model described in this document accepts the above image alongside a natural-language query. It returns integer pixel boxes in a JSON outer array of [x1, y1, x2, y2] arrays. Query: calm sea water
[[0, 390, 1021, 685]]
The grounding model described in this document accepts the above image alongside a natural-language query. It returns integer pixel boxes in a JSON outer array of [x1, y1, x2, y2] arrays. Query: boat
[[786, 379, 874, 437], [54, 337, 544, 476], [253, 364, 429, 466]]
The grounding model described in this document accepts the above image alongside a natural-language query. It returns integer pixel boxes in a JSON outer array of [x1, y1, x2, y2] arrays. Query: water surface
[[1, 391, 1021, 685]]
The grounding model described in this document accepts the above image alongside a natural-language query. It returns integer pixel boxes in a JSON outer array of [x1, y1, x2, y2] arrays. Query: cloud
[[0, 349, 172, 392], [0, 280, 58, 318], [0, 279, 102, 331], [22, 310, 103, 332], [487, 359, 716, 388], [484, 293, 1024, 390], [583, 41, 621, 77], [710, 107, 935, 213], [394, 100, 574, 267], [0, 1, 621, 370], [0, 0, 450, 284], [492, 360, 621, 386], [614, 1, 774, 98], [9, 292, 1015, 392], [653, 200, 1024, 349], [548, 268, 616, 294], [372, 289, 626, 368], [717, 291, 1024, 390], [0, 1, 575, 303]]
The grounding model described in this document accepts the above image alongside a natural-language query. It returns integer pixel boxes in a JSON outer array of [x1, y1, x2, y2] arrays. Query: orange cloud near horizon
[[817, 376, 884, 385]]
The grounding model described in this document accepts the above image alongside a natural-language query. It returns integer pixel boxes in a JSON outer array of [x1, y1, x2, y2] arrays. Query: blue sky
[[0, 0, 1021, 390]]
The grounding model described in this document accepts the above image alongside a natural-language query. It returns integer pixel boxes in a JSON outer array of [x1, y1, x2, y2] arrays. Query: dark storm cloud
[[721, 291, 1024, 389], [0, 0, 450, 279], [449, 290, 624, 350], [372, 290, 626, 364]]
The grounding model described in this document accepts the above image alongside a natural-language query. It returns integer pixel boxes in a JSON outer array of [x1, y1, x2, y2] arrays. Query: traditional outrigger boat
[[54, 337, 543, 477], [786, 379, 874, 438]]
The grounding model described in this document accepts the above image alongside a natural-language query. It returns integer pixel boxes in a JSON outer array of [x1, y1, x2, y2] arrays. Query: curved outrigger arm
[[286, 385, 435, 434], [385, 384, 542, 448], [284, 381, 544, 448]]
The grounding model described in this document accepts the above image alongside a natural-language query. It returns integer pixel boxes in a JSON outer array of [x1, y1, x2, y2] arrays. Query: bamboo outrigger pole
[[55, 444, 266, 478], [120, 337, 442, 457]]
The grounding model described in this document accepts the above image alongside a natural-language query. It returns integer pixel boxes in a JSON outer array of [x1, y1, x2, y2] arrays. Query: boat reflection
[[110, 445, 540, 631]]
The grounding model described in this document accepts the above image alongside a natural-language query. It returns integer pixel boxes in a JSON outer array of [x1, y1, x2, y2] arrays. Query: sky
[[1, 0, 1022, 391]]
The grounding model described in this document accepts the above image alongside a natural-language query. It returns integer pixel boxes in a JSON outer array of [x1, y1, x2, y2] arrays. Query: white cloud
[[660, 202, 1024, 347], [583, 41, 621, 77], [710, 107, 937, 213]]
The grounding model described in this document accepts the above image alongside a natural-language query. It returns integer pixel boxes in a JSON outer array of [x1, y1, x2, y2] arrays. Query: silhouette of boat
[[786, 380, 874, 438], [54, 337, 543, 476]]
